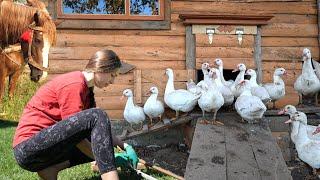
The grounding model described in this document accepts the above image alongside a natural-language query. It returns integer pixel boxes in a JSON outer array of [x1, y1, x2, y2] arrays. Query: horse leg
[[9, 69, 22, 99], [0, 67, 7, 103]]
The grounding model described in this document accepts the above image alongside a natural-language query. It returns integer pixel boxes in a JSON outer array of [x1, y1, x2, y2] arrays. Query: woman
[[13, 49, 138, 180]]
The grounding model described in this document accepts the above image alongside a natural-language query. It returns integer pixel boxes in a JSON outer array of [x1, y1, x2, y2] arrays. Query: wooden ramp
[[184, 113, 292, 180]]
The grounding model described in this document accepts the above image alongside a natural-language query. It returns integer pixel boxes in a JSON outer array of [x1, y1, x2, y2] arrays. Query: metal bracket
[[235, 28, 244, 45], [206, 28, 215, 44]]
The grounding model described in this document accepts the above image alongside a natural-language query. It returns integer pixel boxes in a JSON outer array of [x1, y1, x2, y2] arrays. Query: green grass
[[0, 73, 175, 180]]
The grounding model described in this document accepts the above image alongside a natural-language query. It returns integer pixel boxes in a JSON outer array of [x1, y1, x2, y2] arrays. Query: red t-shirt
[[13, 71, 90, 147]]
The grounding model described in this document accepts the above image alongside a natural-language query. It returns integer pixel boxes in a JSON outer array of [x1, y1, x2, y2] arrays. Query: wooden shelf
[[179, 13, 273, 25]]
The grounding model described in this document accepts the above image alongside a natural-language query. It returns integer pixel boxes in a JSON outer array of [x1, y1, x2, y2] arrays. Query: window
[[57, 0, 164, 20]]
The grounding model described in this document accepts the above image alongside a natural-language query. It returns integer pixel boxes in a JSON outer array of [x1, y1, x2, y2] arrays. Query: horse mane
[[0, 1, 56, 48]]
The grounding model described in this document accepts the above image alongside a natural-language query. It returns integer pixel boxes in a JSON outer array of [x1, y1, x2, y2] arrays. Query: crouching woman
[[13, 49, 137, 180]]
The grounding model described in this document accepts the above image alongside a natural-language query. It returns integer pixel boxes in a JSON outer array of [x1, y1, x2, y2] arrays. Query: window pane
[[130, 0, 159, 16], [62, 0, 125, 14]]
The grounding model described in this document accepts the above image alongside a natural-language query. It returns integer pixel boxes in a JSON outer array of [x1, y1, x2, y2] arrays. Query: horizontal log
[[262, 47, 319, 60], [261, 23, 318, 37], [196, 58, 255, 69], [56, 34, 185, 48], [262, 37, 318, 47], [262, 61, 302, 70], [49, 59, 186, 73], [104, 109, 124, 120], [196, 34, 254, 47], [50, 46, 185, 61], [57, 22, 186, 36], [262, 70, 300, 85], [94, 84, 133, 97], [196, 47, 254, 58], [269, 14, 317, 24], [48, 72, 133, 85], [172, 1, 317, 15]]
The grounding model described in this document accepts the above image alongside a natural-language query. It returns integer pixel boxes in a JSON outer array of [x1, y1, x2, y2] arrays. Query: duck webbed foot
[[212, 119, 224, 126]]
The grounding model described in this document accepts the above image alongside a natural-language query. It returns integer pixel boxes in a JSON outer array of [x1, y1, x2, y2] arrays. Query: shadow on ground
[[0, 119, 18, 128]]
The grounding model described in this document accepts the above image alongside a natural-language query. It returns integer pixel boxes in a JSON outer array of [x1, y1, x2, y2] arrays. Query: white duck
[[235, 80, 267, 123], [186, 79, 202, 95], [211, 68, 234, 106], [278, 105, 320, 143], [143, 86, 164, 126], [294, 48, 320, 105], [201, 62, 210, 82], [290, 112, 320, 174], [263, 68, 286, 109], [164, 68, 201, 119], [214, 58, 234, 87], [123, 89, 146, 130], [230, 63, 247, 98], [197, 69, 224, 125], [245, 69, 271, 104]]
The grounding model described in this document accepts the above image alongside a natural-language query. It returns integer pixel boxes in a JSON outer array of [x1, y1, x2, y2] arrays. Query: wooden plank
[[141, 70, 192, 83], [186, 25, 196, 70], [248, 125, 292, 179], [120, 116, 194, 141], [104, 109, 124, 120], [262, 61, 302, 70], [172, 1, 317, 15], [196, 58, 255, 69], [269, 14, 317, 24], [56, 22, 185, 36], [261, 23, 318, 37], [262, 37, 318, 47], [196, 47, 254, 58], [196, 34, 254, 47], [96, 96, 126, 110], [49, 60, 186, 73], [50, 46, 185, 61], [56, 34, 185, 48], [184, 120, 226, 180], [262, 47, 319, 60], [224, 115, 261, 179], [254, 26, 263, 83], [94, 84, 133, 97], [318, 0, 320, 59], [134, 70, 142, 104], [48, 73, 133, 85]]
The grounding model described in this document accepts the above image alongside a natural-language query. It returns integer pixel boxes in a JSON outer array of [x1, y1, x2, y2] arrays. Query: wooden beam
[[254, 26, 263, 84], [134, 70, 142, 104], [318, 0, 320, 58], [186, 25, 196, 70], [119, 116, 194, 141], [179, 13, 273, 25]]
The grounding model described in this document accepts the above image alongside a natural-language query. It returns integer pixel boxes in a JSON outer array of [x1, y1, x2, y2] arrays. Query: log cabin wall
[[46, 0, 319, 120]]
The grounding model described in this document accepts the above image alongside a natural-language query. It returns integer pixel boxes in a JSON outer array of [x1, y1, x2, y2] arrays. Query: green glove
[[114, 151, 129, 168], [124, 143, 139, 169]]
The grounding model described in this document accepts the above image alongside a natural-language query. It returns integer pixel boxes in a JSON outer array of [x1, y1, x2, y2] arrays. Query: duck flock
[[120, 47, 320, 175], [122, 48, 320, 127]]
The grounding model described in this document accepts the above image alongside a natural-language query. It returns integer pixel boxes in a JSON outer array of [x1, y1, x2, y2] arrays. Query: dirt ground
[[288, 159, 320, 180], [136, 143, 189, 177]]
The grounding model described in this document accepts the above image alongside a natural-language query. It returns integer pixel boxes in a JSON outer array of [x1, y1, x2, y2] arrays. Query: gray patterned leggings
[[13, 108, 116, 174]]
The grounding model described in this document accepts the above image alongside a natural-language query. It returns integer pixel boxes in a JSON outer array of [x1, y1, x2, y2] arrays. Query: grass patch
[[0, 73, 176, 179]]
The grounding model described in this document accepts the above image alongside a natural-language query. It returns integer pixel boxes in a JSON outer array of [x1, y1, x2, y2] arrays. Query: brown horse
[[0, 0, 56, 102]]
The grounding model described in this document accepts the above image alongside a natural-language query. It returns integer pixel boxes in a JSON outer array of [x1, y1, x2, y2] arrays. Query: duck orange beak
[[120, 95, 124, 100], [146, 90, 151, 96], [278, 109, 285, 115], [284, 119, 292, 124], [232, 67, 239, 73]]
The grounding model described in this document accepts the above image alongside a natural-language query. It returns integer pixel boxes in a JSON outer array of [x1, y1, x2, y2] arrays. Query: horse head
[[0, 0, 56, 82], [20, 11, 50, 82]]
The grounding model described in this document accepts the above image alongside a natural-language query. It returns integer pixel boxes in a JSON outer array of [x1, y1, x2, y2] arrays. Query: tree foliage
[[62, 0, 159, 15]]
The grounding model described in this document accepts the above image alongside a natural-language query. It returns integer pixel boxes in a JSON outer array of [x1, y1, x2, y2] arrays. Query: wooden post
[[318, 0, 320, 58], [134, 69, 142, 104], [254, 26, 262, 84], [186, 25, 196, 69]]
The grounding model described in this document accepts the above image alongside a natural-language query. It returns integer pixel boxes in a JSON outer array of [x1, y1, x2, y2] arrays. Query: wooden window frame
[[57, 0, 165, 21], [48, 0, 171, 30]]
